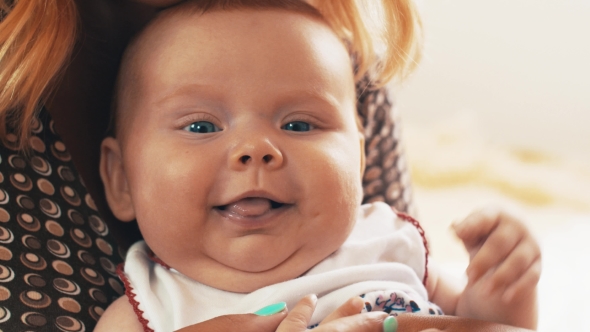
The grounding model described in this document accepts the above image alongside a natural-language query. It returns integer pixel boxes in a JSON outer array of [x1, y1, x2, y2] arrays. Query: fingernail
[[253, 302, 287, 316], [383, 316, 398, 332]]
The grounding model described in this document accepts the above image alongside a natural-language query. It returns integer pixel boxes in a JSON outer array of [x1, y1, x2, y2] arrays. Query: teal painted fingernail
[[253, 302, 287, 316], [383, 316, 398, 332]]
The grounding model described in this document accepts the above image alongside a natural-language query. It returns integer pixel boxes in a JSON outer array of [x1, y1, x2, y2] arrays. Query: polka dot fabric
[[356, 78, 414, 214], [0, 109, 123, 331]]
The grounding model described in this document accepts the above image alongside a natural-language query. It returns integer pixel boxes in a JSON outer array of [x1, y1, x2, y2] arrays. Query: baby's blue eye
[[282, 121, 311, 132], [185, 121, 219, 133]]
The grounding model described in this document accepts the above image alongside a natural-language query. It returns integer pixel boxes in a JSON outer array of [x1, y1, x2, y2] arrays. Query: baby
[[96, 0, 541, 331]]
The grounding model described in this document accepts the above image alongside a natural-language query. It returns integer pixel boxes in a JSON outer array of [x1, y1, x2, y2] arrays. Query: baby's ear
[[99, 137, 135, 222]]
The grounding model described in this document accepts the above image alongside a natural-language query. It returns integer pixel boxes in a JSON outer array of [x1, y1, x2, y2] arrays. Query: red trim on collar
[[116, 263, 155, 332], [392, 208, 430, 287], [147, 250, 172, 270]]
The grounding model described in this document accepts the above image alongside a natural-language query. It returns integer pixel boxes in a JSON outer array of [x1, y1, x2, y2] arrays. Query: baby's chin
[[198, 248, 327, 293]]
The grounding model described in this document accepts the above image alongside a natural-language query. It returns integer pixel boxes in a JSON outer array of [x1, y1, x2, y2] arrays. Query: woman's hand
[[277, 295, 392, 332], [176, 295, 393, 332], [175, 312, 287, 332]]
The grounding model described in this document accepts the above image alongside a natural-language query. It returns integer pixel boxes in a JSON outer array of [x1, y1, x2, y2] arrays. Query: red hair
[[0, 0, 77, 150], [0, 0, 420, 149]]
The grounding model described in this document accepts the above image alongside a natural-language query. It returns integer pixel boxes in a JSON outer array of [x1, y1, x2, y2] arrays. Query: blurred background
[[392, 1, 590, 330]]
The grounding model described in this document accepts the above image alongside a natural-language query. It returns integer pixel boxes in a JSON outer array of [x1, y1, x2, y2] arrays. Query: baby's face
[[111, 8, 363, 292]]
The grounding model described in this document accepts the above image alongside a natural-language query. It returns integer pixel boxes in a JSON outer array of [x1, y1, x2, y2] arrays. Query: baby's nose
[[229, 138, 283, 170]]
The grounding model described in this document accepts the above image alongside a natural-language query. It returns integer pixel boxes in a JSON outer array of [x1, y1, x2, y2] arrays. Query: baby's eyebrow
[[274, 89, 342, 110], [154, 83, 344, 112], [154, 83, 224, 108]]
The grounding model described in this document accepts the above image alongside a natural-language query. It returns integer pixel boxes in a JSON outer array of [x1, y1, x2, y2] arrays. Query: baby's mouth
[[215, 197, 285, 218]]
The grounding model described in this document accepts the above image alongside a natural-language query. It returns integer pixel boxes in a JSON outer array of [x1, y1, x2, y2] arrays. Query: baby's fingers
[[502, 257, 542, 303], [453, 207, 502, 252], [276, 294, 317, 331], [466, 220, 523, 283], [485, 236, 541, 297], [321, 296, 365, 324]]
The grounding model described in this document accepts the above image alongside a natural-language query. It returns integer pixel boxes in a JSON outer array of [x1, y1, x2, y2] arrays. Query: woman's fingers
[[175, 312, 285, 332], [316, 312, 390, 332], [276, 294, 317, 331], [320, 296, 365, 324]]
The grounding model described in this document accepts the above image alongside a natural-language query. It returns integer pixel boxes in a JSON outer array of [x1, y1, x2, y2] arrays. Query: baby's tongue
[[225, 198, 272, 217]]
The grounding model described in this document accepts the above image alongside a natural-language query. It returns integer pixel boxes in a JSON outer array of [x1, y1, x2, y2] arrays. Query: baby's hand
[[453, 206, 541, 304], [452, 206, 540, 328]]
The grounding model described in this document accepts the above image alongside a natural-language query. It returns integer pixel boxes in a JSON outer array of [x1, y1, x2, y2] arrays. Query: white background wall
[[395, 0, 590, 159]]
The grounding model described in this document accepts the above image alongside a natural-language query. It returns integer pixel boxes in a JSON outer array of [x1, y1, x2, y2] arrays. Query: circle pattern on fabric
[[52, 260, 74, 276], [47, 239, 71, 258], [40, 198, 61, 218], [21, 311, 47, 327], [99, 257, 116, 276], [24, 273, 46, 288], [16, 195, 35, 210], [61, 186, 81, 207], [77, 250, 95, 266], [70, 228, 91, 248], [45, 220, 65, 237], [0, 208, 8, 222], [55, 315, 85, 332], [30, 136, 46, 153], [19, 290, 52, 309], [37, 178, 55, 195], [10, 173, 33, 191], [21, 234, 41, 249], [88, 215, 108, 236], [1, 110, 125, 330], [20, 253, 47, 270], [88, 288, 108, 304], [0, 227, 14, 244], [0, 247, 12, 261], [0, 285, 10, 301], [8, 155, 26, 169], [0, 265, 15, 283], [53, 278, 81, 296], [51, 142, 72, 162], [0, 306, 11, 323], [67, 209, 85, 225], [85, 194, 97, 211], [0, 190, 8, 205], [17, 213, 41, 232], [58, 297, 81, 313], [80, 267, 105, 286], [31, 156, 52, 176]]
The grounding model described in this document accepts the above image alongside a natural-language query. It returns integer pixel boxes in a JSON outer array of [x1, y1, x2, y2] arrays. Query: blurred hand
[[175, 312, 286, 332], [277, 295, 390, 332], [451, 206, 540, 329]]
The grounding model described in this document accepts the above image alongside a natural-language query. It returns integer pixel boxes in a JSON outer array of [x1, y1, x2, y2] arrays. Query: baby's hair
[[0, 0, 421, 147]]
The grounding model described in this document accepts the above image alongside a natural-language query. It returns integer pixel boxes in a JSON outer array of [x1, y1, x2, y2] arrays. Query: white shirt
[[121, 202, 429, 332]]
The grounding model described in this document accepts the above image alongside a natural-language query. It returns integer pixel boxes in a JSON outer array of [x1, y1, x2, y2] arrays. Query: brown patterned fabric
[[357, 78, 414, 214], [0, 81, 412, 330], [0, 109, 125, 331]]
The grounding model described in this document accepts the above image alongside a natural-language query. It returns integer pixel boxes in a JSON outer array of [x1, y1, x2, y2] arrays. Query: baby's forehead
[[114, 3, 354, 137]]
